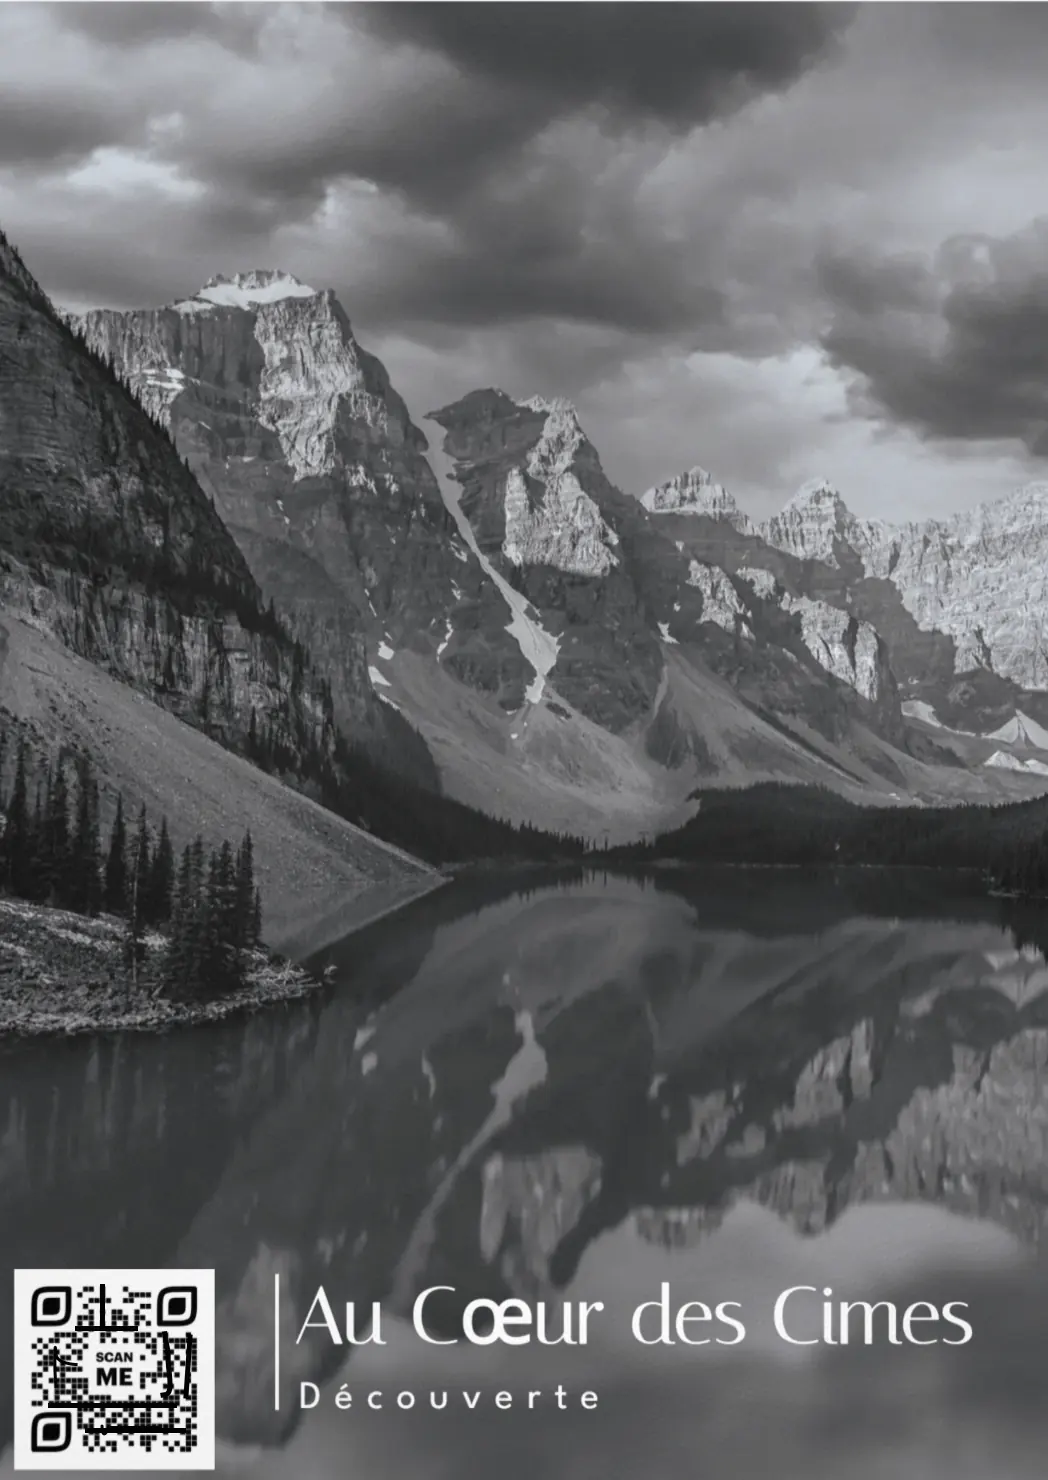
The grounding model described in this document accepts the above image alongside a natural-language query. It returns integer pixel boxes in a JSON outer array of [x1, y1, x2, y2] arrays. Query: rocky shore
[[0, 897, 322, 1038]]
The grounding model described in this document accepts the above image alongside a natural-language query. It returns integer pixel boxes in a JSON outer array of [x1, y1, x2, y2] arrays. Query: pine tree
[[234, 831, 255, 949], [69, 757, 101, 914], [104, 795, 128, 915], [250, 887, 262, 950], [46, 757, 70, 906], [29, 780, 46, 902], [85, 774, 103, 915], [163, 844, 195, 998], [123, 805, 151, 983], [148, 817, 174, 926], [3, 741, 31, 896]]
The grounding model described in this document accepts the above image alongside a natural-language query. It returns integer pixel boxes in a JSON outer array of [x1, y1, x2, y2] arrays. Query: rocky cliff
[[641, 461, 1048, 756], [758, 478, 1048, 708], [0, 233, 339, 772], [428, 390, 664, 730], [430, 389, 907, 755], [72, 274, 527, 741], [65, 264, 1048, 821]]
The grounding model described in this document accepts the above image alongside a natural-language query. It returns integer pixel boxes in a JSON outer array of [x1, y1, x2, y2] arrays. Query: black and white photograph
[[3, 2, 1048, 1476]]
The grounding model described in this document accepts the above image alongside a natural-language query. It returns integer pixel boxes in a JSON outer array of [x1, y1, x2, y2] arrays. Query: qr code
[[13, 1269, 215, 1472]]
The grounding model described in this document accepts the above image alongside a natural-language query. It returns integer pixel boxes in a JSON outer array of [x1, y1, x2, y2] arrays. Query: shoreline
[[0, 872, 446, 1040], [3, 860, 1028, 1040], [0, 897, 330, 1040]]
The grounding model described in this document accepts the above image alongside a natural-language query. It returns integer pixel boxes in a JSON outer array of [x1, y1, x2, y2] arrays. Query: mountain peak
[[520, 393, 578, 418], [781, 477, 849, 515], [175, 270, 318, 313], [640, 467, 753, 531]]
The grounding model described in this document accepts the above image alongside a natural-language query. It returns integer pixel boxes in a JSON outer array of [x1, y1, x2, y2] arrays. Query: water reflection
[[3, 868, 1048, 1476]]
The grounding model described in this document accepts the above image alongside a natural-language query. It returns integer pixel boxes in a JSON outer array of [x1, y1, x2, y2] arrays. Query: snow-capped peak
[[174, 270, 318, 313]]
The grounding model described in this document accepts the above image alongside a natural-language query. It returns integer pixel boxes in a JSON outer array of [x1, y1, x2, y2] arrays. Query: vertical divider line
[[274, 1272, 281, 1410]]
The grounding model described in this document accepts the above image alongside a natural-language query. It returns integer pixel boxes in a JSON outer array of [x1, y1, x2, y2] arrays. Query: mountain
[[427, 388, 1047, 814], [69, 268, 1048, 830], [0, 229, 440, 935], [0, 227, 447, 935], [70, 272, 525, 775], [1, 239, 331, 755], [642, 462, 1048, 758]]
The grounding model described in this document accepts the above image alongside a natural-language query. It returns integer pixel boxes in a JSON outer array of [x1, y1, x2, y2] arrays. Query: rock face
[[761, 479, 885, 569], [758, 478, 1048, 700], [72, 273, 524, 754], [64, 262, 1048, 815], [0, 233, 336, 770], [642, 463, 1048, 748], [640, 466, 754, 532], [432, 394, 906, 753], [429, 390, 664, 731]]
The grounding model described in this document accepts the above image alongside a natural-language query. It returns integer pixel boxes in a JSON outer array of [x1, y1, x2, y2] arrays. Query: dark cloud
[[50, 2, 265, 53], [356, 3, 857, 128], [173, 4, 857, 238], [0, 94, 126, 168], [340, 144, 728, 338], [2, 2, 854, 349], [819, 222, 1048, 455]]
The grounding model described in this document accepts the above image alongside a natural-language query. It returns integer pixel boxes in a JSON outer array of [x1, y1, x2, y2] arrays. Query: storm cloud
[[820, 222, 1048, 457], [355, 3, 856, 128], [3, 3, 1048, 516]]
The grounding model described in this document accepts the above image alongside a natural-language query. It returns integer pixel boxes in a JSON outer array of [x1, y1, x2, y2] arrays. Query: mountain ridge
[[66, 269, 1048, 822]]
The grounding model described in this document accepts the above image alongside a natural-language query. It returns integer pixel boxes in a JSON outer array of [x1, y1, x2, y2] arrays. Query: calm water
[[4, 867, 1048, 1478]]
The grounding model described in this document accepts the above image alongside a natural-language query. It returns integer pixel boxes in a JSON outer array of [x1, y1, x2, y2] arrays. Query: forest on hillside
[[611, 782, 1048, 893], [0, 723, 263, 1000]]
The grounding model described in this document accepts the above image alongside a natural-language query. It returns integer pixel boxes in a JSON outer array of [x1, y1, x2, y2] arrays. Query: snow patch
[[902, 699, 943, 728], [368, 665, 391, 688], [658, 621, 678, 646], [195, 271, 317, 309], [987, 711, 1048, 751], [436, 619, 453, 659], [985, 750, 1048, 776], [378, 641, 395, 661], [432, 448, 560, 705], [142, 366, 185, 387]]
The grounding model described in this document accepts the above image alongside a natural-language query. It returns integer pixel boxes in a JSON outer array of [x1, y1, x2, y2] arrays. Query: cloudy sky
[[3, 2, 1048, 520]]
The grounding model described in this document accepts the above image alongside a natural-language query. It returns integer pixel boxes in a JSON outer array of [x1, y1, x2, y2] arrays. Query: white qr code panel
[[13, 1270, 215, 1471]]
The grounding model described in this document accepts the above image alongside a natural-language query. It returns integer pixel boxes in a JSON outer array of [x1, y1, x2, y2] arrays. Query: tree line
[[0, 724, 262, 999], [608, 780, 1048, 894], [244, 707, 589, 865]]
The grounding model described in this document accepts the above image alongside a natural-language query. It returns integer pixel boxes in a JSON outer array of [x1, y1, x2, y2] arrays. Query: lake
[[3, 866, 1048, 1478]]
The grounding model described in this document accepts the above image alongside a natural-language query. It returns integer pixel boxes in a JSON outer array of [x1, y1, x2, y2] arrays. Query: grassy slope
[[0, 616, 440, 953], [381, 638, 1048, 846]]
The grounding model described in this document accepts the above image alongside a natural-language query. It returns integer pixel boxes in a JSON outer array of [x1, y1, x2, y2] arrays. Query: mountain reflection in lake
[[4, 867, 1048, 1478]]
